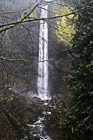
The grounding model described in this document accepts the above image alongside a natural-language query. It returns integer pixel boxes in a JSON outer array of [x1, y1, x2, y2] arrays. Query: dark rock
[[31, 97, 42, 102]]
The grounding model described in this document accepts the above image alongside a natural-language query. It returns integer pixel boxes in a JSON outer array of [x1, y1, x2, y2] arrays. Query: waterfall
[[37, 5, 49, 100]]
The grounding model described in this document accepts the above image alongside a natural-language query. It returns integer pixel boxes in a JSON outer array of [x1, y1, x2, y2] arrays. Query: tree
[[60, 0, 93, 139], [54, 4, 75, 46]]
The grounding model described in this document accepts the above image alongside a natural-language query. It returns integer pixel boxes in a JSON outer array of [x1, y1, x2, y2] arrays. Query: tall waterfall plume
[[37, 5, 49, 100]]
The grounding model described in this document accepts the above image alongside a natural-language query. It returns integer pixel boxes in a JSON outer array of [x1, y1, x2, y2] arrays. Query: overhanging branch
[[0, 5, 90, 33], [0, 57, 31, 63]]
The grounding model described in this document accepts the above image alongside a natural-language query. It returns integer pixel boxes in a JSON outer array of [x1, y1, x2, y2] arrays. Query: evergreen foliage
[[60, 0, 93, 139]]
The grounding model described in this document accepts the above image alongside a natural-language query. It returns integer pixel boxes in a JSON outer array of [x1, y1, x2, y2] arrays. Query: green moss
[[9, 25, 14, 28]]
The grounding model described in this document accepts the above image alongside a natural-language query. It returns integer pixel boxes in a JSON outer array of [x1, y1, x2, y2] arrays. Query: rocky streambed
[[23, 100, 52, 140], [22, 97, 66, 140]]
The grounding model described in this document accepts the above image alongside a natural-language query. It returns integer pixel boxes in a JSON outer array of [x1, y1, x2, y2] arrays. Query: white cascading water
[[37, 5, 49, 100]]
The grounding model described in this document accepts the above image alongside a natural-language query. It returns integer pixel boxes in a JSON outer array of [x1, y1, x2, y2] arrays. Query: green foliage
[[60, 0, 93, 139], [54, 5, 75, 46]]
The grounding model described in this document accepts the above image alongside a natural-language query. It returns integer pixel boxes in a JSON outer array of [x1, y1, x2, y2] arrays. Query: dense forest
[[0, 0, 93, 140]]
